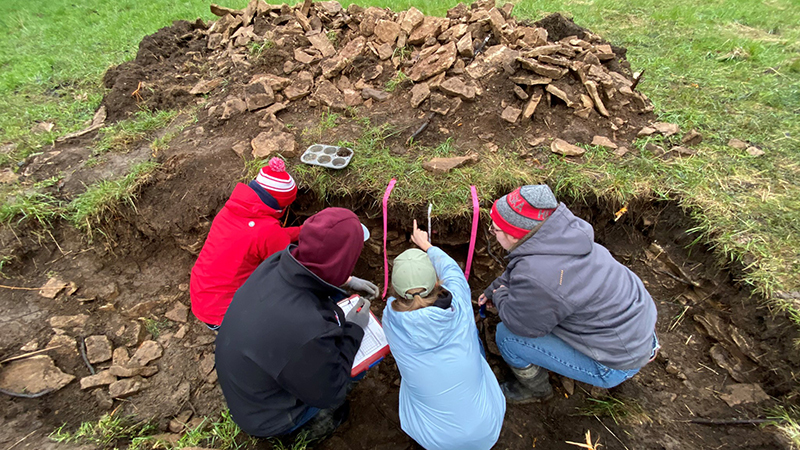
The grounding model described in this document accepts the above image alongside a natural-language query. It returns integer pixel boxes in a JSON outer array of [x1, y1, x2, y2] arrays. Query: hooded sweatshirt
[[383, 247, 505, 450], [485, 203, 657, 370], [215, 209, 366, 437], [190, 183, 301, 326]]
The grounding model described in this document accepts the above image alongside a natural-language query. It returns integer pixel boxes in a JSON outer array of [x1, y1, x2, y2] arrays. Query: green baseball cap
[[392, 249, 437, 300]]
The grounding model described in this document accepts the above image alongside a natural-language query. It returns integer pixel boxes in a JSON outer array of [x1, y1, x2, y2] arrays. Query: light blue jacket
[[383, 246, 505, 450]]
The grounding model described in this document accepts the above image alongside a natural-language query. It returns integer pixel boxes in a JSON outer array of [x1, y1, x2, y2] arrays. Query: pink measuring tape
[[465, 185, 479, 280], [381, 178, 397, 299]]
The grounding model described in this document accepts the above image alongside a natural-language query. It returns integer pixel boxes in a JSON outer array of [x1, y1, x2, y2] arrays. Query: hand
[[411, 219, 431, 252], [345, 298, 371, 330], [346, 276, 379, 300], [478, 293, 494, 309]]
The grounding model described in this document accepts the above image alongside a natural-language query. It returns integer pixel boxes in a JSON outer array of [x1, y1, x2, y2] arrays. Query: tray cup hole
[[308, 145, 324, 153], [318, 155, 332, 164], [336, 148, 352, 157], [332, 158, 346, 166], [323, 147, 337, 154]]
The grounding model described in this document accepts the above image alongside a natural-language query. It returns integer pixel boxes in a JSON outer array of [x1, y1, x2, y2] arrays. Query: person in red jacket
[[190, 157, 301, 329]]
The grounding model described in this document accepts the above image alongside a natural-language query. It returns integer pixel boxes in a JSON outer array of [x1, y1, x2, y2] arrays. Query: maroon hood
[[291, 208, 364, 287]]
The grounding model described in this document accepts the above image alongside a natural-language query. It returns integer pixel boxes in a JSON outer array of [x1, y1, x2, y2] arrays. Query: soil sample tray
[[301, 144, 354, 169]]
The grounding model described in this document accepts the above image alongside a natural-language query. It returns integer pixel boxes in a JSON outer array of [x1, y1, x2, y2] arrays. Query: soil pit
[[1, 191, 798, 450]]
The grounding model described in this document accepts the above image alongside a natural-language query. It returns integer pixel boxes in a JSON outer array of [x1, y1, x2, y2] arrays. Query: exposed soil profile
[[1, 0, 798, 449]]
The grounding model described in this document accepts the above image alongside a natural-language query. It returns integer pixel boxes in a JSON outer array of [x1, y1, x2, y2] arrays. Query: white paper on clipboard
[[337, 296, 389, 370]]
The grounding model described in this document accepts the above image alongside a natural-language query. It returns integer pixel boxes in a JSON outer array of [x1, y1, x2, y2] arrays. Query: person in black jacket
[[215, 207, 377, 440]]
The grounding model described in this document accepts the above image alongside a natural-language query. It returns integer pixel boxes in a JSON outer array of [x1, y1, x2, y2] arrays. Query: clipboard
[[338, 294, 391, 377]]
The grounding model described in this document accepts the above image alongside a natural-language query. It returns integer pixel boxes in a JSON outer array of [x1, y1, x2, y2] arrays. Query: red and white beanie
[[490, 185, 558, 239], [255, 158, 297, 208]]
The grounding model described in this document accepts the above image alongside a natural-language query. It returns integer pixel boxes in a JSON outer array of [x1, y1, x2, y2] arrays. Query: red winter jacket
[[190, 184, 301, 326]]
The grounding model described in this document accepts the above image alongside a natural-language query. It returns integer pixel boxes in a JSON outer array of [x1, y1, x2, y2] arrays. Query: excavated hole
[[2, 191, 797, 450]]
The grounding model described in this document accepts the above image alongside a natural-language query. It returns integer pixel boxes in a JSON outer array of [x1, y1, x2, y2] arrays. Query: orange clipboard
[[337, 294, 391, 377]]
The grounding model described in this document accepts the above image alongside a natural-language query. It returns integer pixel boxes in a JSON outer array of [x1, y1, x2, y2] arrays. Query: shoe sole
[[506, 392, 554, 404]]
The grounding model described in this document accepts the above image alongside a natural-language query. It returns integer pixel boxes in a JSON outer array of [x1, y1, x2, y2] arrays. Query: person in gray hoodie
[[478, 185, 659, 403]]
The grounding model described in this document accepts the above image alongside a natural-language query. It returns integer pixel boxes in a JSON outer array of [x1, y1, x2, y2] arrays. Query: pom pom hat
[[490, 185, 558, 239], [255, 158, 297, 207]]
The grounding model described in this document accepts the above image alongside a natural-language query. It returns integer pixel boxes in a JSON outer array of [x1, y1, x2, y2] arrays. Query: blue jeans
[[285, 371, 366, 433], [495, 322, 655, 389]]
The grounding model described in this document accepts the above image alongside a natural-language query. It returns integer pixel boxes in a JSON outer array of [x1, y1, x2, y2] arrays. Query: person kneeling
[[383, 220, 505, 450], [215, 208, 378, 441], [480, 185, 659, 403]]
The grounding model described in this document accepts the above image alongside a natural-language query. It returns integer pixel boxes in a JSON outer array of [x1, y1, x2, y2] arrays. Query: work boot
[[501, 364, 553, 404]]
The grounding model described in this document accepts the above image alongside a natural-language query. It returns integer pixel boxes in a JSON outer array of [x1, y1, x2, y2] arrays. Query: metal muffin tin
[[301, 144, 354, 169]]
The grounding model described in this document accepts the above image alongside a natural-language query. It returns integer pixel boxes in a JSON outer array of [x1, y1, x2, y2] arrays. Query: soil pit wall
[[2, 190, 797, 450]]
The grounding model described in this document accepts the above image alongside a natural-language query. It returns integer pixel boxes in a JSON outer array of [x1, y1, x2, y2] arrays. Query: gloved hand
[[345, 298, 371, 330], [346, 276, 379, 300]]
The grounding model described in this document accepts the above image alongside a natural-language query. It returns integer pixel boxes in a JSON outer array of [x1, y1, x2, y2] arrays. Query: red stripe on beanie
[[255, 157, 297, 207], [506, 188, 555, 222], [490, 200, 530, 239]]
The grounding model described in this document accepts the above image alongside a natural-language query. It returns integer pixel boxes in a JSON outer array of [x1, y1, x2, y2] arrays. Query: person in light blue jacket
[[382, 220, 505, 450]]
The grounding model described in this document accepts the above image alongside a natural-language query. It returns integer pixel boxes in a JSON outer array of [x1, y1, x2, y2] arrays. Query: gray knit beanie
[[490, 185, 558, 238]]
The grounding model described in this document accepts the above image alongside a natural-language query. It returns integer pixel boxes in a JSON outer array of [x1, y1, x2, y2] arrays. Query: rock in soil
[[422, 155, 479, 174], [551, 138, 586, 156], [49, 314, 89, 329], [728, 138, 749, 149], [718, 383, 771, 407], [165, 302, 189, 323], [0, 355, 74, 395], [80, 370, 117, 390], [129, 340, 164, 367], [85, 335, 113, 363], [108, 378, 143, 398], [39, 278, 68, 299]]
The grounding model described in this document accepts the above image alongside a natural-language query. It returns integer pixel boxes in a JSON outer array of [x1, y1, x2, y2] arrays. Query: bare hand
[[411, 219, 431, 252], [478, 293, 494, 309]]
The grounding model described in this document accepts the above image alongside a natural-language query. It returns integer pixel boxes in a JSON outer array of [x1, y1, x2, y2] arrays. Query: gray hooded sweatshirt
[[486, 203, 657, 370]]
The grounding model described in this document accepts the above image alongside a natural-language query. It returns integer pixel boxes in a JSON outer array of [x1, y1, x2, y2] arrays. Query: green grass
[[577, 395, 652, 426], [385, 70, 411, 92], [50, 413, 158, 448], [293, 117, 530, 212], [0, 189, 63, 227], [0, 255, 14, 277], [51, 410, 255, 450], [768, 406, 800, 448], [248, 39, 275, 58], [270, 430, 312, 450], [95, 109, 179, 154], [142, 317, 171, 339], [66, 160, 159, 235]]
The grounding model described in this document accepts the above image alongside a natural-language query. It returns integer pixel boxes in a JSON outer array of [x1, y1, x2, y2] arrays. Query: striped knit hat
[[255, 157, 297, 207], [490, 185, 558, 239]]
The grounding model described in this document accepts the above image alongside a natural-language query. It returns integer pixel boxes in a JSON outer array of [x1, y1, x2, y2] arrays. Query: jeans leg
[[495, 322, 639, 389], [285, 406, 322, 434]]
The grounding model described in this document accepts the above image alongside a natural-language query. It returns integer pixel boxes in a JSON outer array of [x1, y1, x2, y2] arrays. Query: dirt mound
[[100, 0, 653, 159]]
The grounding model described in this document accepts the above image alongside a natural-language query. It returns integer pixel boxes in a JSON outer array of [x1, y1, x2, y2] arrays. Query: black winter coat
[[215, 246, 364, 437]]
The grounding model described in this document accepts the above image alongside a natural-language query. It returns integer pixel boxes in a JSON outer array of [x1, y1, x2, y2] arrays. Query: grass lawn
[[1, 0, 799, 313]]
